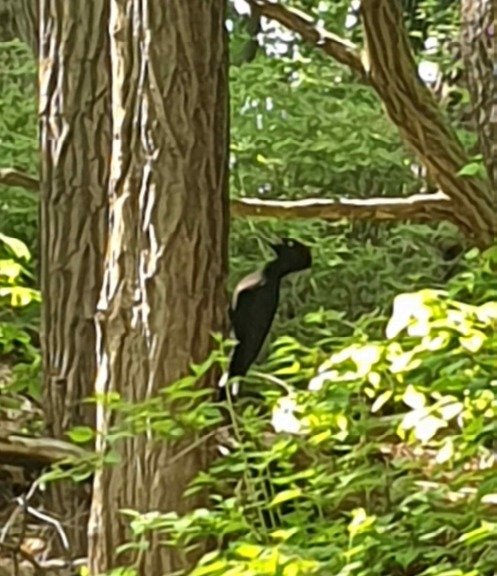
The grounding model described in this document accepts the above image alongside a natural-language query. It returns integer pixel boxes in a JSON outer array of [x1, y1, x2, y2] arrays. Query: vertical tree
[[39, 0, 111, 555], [0, 0, 38, 52], [460, 0, 496, 195], [88, 1, 229, 573]]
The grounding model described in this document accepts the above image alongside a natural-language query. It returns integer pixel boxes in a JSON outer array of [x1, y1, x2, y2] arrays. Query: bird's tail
[[217, 370, 240, 401]]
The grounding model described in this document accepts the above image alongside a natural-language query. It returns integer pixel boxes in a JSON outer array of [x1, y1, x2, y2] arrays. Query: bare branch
[[0, 435, 88, 469], [232, 192, 453, 222], [0, 168, 38, 191], [247, 0, 365, 77], [1, 166, 457, 225]]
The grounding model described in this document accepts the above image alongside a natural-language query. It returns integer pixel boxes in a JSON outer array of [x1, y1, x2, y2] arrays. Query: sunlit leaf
[[351, 344, 382, 375], [234, 543, 263, 559], [476, 301, 497, 323], [458, 521, 497, 544], [436, 438, 454, 464], [371, 390, 392, 413], [309, 429, 332, 445], [0, 260, 23, 281], [348, 507, 376, 537], [438, 401, 463, 421], [271, 397, 302, 434], [403, 385, 426, 410], [191, 560, 228, 576], [269, 527, 299, 541], [386, 291, 437, 339], [336, 413, 348, 431], [414, 415, 446, 443], [0, 233, 30, 260], [459, 331, 485, 353], [269, 488, 302, 507]]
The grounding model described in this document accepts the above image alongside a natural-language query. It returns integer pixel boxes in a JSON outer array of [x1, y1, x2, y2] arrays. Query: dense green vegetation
[[1, 1, 496, 575]]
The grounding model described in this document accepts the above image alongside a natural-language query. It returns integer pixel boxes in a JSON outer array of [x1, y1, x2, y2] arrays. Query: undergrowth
[[84, 247, 497, 576]]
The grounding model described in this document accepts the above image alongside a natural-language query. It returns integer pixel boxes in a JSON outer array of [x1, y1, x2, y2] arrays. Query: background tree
[[460, 0, 496, 193], [0, 0, 495, 572], [38, 0, 111, 556]]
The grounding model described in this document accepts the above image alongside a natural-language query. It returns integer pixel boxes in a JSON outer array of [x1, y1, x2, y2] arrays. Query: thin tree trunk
[[88, 1, 229, 574], [460, 0, 497, 197], [39, 0, 111, 556]]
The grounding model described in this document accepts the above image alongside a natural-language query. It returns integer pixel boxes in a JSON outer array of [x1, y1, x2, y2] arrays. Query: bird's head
[[269, 237, 312, 274]]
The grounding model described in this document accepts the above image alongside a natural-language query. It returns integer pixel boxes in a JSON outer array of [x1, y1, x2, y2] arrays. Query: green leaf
[[457, 161, 485, 177], [0, 233, 30, 260], [269, 488, 302, 507], [66, 426, 95, 444], [234, 543, 263, 559]]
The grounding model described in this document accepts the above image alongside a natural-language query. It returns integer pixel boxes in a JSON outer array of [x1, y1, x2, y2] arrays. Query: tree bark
[[461, 0, 497, 196], [39, 0, 111, 557], [88, 1, 229, 574], [0, 0, 37, 52]]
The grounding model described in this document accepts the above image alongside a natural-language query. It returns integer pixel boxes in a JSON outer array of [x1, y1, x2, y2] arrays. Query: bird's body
[[219, 238, 312, 400], [229, 269, 279, 378]]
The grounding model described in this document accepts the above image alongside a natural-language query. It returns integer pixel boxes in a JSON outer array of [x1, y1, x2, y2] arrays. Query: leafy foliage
[[0, 2, 493, 575], [0, 40, 38, 250], [0, 234, 40, 396], [106, 250, 497, 576]]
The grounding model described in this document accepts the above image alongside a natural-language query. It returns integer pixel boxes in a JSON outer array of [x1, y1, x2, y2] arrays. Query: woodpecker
[[219, 238, 312, 401]]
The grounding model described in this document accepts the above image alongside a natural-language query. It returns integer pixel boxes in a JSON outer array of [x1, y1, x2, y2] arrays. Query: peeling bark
[[88, 1, 229, 573]]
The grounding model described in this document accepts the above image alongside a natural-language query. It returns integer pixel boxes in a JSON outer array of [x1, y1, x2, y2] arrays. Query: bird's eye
[[287, 240, 294, 247]]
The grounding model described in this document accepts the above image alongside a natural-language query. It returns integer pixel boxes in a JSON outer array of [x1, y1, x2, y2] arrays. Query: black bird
[[219, 238, 312, 401]]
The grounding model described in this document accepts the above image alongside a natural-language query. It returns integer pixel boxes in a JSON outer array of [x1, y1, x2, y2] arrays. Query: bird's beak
[[269, 241, 281, 254]]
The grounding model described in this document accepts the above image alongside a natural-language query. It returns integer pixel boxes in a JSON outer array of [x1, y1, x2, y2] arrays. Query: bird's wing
[[230, 270, 266, 320]]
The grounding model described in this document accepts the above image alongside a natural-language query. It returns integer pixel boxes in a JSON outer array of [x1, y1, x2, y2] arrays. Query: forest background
[[0, 0, 496, 575]]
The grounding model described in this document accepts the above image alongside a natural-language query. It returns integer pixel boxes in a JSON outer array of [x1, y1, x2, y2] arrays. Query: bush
[[110, 248, 497, 576]]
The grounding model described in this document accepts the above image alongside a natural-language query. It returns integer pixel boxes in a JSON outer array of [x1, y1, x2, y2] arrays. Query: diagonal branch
[[247, 0, 365, 78], [360, 0, 495, 243], [246, 0, 497, 245]]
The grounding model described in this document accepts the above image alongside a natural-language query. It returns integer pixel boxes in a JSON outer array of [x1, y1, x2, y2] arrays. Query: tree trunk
[[88, 1, 229, 574], [0, 0, 37, 52], [39, 0, 111, 556], [460, 0, 497, 197]]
